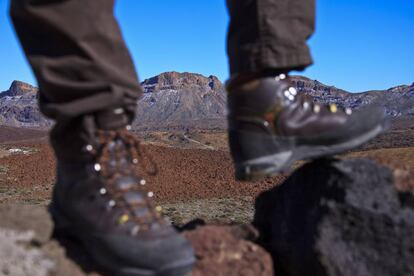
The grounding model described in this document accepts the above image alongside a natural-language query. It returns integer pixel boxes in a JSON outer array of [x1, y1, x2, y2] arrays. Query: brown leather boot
[[50, 127, 195, 275], [227, 74, 389, 181]]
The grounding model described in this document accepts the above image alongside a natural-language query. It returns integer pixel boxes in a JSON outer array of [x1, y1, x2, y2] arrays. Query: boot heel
[[235, 151, 293, 181], [48, 203, 71, 232]]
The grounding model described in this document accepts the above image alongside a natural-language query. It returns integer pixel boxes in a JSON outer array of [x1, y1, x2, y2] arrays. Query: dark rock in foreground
[[254, 158, 414, 276], [0, 204, 272, 276]]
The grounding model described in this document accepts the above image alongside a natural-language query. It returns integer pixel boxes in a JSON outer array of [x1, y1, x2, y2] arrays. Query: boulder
[[0, 204, 272, 276], [185, 223, 273, 276], [254, 158, 414, 276]]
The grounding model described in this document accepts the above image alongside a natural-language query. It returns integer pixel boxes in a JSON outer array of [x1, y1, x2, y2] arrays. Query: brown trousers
[[10, 0, 315, 161]]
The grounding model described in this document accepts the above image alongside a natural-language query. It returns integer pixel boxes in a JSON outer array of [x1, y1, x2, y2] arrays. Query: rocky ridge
[[291, 76, 414, 118], [134, 72, 226, 130], [0, 73, 413, 129], [0, 81, 49, 128]]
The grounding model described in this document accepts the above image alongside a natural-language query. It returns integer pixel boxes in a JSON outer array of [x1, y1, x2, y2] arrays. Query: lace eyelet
[[288, 87, 297, 95], [275, 73, 287, 81], [329, 104, 338, 113], [118, 214, 130, 224], [131, 225, 140, 236], [94, 163, 102, 172], [113, 108, 124, 114]]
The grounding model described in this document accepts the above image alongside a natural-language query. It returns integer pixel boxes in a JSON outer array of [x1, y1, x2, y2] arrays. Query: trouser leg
[[10, 0, 141, 161], [226, 0, 315, 76]]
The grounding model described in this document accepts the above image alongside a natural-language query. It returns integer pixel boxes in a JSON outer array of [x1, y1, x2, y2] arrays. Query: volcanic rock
[[184, 224, 273, 276], [254, 158, 414, 276], [0, 204, 273, 276]]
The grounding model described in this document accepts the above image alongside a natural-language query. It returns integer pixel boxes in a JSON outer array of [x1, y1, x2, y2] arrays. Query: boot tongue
[[95, 108, 130, 130]]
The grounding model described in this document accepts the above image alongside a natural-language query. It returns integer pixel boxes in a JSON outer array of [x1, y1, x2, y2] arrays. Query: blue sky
[[0, 0, 413, 92]]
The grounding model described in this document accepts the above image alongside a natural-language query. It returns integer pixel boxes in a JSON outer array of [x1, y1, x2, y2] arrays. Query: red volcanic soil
[[0, 143, 285, 204], [0, 126, 47, 144], [2, 129, 412, 204]]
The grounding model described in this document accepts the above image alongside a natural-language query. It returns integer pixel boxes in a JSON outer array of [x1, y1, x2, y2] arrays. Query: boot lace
[[276, 73, 353, 116], [86, 127, 164, 233]]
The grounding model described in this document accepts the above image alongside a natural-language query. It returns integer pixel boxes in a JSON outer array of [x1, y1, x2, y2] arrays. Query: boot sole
[[49, 204, 194, 276], [235, 122, 387, 181]]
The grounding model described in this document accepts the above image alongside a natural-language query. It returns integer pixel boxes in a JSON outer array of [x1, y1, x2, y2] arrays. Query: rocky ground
[[0, 142, 285, 207], [1, 130, 414, 275], [1, 156, 413, 275], [2, 140, 414, 207], [0, 204, 273, 276]]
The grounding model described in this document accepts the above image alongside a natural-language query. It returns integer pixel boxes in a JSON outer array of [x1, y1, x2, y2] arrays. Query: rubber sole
[[49, 204, 194, 276], [235, 123, 387, 181]]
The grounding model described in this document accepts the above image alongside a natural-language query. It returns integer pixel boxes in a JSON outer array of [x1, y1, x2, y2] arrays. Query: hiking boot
[[227, 74, 389, 181], [49, 127, 195, 275]]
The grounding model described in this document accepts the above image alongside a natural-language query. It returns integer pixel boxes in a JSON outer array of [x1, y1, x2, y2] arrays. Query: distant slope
[[0, 125, 47, 144], [133, 72, 227, 130], [0, 81, 51, 128], [0, 73, 413, 130], [291, 76, 414, 118]]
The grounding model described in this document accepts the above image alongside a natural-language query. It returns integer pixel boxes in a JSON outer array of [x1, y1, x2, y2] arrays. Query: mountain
[[291, 76, 414, 118], [0, 81, 51, 128], [133, 72, 226, 130], [0, 72, 413, 130], [1, 80, 38, 97]]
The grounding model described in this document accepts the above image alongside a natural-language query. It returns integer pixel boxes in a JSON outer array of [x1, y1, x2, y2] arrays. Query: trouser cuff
[[50, 108, 131, 163], [229, 49, 313, 77], [95, 108, 130, 130]]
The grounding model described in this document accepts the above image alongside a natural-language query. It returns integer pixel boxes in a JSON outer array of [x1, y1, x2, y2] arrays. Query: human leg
[[226, 0, 388, 181], [227, 0, 315, 78], [10, 1, 195, 274], [10, 0, 141, 161]]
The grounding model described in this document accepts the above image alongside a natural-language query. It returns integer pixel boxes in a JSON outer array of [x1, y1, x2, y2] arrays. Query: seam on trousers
[[256, 0, 266, 73]]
